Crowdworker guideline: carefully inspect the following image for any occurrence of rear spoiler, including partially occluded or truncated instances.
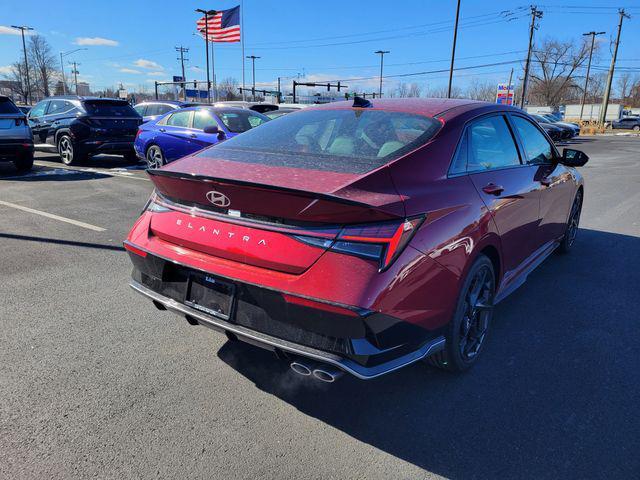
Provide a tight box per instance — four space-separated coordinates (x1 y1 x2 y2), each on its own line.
147 169 375 209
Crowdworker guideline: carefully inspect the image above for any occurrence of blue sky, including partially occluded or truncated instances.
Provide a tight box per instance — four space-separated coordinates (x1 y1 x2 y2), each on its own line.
1 1 639 96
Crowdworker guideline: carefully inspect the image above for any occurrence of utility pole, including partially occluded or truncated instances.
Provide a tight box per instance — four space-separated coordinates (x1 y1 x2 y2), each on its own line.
519 6 543 109
447 0 461 98
175 46 189 101
507 68 514 105
69 61 80 95
599 9 630 125
277 77 281 104
59 48 87 96
374 50 389 97
580 31 605 121
11 25 34 104
196 8 216 103
246 55 260 101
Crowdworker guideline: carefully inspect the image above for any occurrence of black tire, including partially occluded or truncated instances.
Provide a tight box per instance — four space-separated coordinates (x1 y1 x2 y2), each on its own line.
123 151 140 164
428 254 495 372
633 125 640 132
57 134 86 166
145 145 165 169
12 150 34 172
557 190 583 254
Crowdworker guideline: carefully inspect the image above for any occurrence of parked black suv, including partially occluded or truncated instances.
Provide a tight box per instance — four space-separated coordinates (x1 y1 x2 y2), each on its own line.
28 96 142 165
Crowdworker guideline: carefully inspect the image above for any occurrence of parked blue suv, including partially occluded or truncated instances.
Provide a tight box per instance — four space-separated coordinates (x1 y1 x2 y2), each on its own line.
134 106 269 168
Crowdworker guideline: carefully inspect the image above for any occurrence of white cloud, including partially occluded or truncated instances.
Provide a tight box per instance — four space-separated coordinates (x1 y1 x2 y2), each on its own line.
119 68 141 74
146 71 165 77
134 59 163 70
0 26 28 35
190 66 202 72
75 36 119 46
0 65 13 76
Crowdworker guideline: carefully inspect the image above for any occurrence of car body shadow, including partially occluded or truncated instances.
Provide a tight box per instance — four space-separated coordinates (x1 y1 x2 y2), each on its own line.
216 228 640 479
0 165 110 181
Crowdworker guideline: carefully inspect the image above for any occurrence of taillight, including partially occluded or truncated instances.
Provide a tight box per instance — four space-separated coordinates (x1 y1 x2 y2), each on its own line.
15 117 26 126
293 216 425 271
135 128 142 139
334 216 425 270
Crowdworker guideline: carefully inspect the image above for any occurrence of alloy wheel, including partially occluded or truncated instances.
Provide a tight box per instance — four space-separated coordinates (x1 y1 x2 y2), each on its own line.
566 193 582 247
459 265 494 360
146 146 164 169
59 137 73 165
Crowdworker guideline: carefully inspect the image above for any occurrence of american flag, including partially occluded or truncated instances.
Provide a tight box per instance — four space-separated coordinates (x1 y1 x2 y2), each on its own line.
196 6 241 43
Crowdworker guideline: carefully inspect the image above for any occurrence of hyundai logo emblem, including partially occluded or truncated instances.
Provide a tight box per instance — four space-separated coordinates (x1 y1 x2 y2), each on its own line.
205 190 230 207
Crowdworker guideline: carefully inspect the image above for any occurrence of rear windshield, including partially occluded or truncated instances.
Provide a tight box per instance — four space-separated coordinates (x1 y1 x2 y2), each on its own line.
0 98 20 114
82 101 139 117
197 109 441 173
217 109 269 133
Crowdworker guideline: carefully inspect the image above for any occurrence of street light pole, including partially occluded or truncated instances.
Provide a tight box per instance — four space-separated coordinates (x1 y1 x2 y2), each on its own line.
580 31 605 121
11 25 34 104
246 55 260 101
374 50 389 97
59 48 87 96
447 0 461 98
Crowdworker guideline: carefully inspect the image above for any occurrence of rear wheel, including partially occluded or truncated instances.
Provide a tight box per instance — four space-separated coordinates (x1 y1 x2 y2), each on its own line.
57 135 85 166
428 254 495 372
12 150 34 172
633 125 640 132
558 190 583 253
146 145 164 169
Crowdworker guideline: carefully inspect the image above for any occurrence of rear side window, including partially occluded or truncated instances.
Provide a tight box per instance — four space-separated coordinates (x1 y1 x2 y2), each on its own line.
512 116 555 165
449 130 468 175
165 110 192 127
134 104 146 116
198 109 441 174
468 116 520 172
47 100 73 115
146 104 174 116
28 101 48 118
83 101 138 117
0 97 20 114
193 109 218 130
217 110 269 133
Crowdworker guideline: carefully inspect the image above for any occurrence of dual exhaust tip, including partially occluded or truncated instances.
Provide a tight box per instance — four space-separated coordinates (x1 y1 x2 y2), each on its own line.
290 360 344 383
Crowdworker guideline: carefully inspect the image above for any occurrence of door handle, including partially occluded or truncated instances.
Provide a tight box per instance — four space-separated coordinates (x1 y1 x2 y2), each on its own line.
158 128 166 132
540 177 552 186
482 183 504 196
189 133 197 138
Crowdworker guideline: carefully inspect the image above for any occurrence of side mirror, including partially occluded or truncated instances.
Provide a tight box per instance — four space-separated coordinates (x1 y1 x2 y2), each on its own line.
203 125 219 134
561 148 589 167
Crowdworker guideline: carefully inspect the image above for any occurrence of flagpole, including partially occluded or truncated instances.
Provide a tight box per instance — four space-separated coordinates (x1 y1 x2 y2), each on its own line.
241 0 246 101
211 41 216 102
195 8 212 103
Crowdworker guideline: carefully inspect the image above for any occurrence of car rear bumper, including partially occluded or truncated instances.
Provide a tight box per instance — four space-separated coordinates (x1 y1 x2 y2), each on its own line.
130 279 445 379
126 245 446 379
79 139 135 155
0 139 33 160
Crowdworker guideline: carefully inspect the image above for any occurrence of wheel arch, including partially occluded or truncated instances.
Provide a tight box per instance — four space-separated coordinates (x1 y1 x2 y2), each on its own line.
54 128 71 145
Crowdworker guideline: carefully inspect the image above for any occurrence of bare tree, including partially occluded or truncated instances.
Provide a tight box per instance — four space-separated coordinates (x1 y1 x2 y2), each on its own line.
28 35 58 99
629 76 640 108
616 73 632 104
528 37 591 107
465 79 495 101
426 85 461 98
407 83 422 98
2 62 32 103
217 77 239 100
396 82 409 98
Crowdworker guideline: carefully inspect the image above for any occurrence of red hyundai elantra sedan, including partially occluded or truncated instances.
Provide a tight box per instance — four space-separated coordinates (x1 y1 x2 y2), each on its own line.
125 98 588 382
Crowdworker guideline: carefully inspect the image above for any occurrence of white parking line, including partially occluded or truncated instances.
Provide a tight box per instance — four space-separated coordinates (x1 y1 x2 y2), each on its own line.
32 161 151 181
0 200 106 232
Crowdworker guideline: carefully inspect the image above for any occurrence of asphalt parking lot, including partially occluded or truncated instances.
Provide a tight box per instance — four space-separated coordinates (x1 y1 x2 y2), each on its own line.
1 136 639 479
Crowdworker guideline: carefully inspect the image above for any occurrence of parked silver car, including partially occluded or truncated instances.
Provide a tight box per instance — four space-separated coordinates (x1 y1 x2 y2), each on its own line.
0 96 34 172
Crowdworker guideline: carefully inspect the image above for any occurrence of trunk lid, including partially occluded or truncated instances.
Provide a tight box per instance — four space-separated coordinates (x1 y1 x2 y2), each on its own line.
146 150 405 274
